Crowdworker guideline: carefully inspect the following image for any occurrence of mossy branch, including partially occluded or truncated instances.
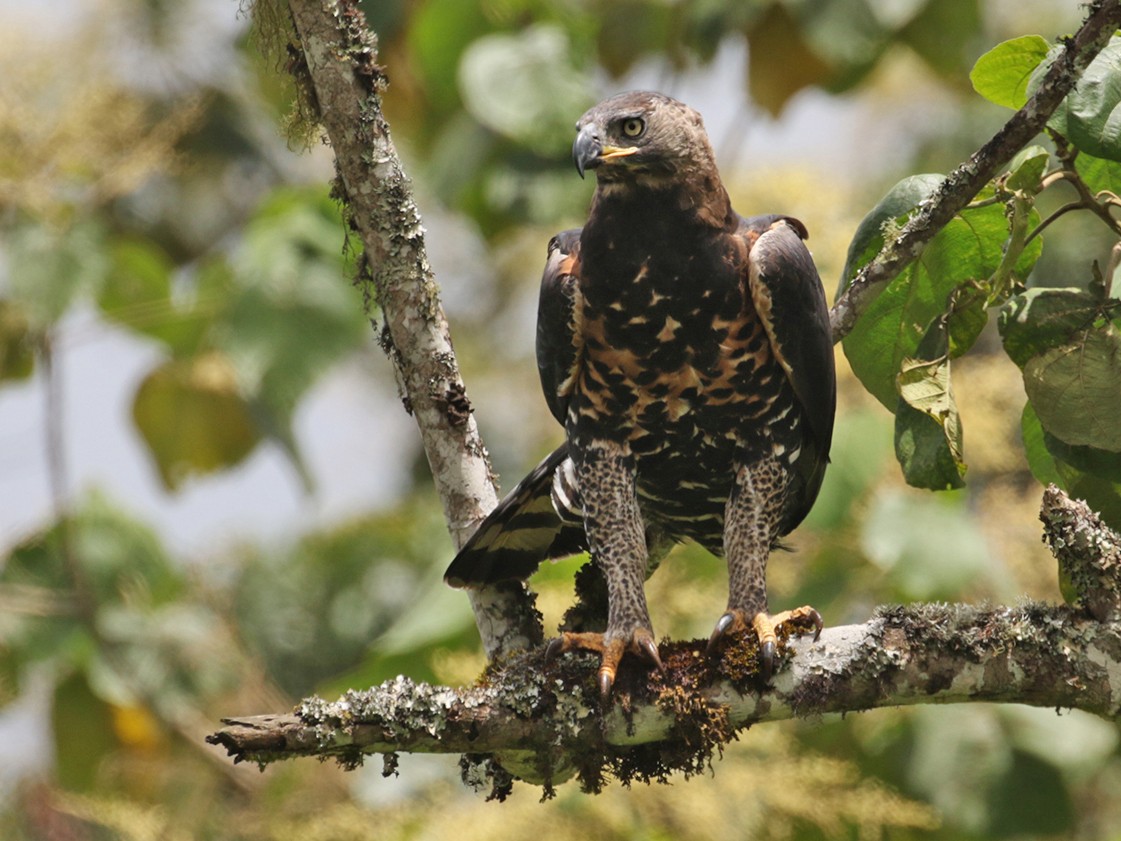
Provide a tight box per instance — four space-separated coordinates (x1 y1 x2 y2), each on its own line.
829 0 1121 342
278 0 541 658
208 597 1121 798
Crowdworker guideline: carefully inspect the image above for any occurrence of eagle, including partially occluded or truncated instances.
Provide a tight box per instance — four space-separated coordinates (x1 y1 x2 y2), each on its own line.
445 91 836 697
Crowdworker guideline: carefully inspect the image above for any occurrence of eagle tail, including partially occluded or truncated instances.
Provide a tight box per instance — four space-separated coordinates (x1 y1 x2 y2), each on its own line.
444 444 586 588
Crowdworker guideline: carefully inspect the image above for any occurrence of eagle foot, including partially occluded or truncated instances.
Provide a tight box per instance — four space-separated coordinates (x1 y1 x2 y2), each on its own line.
545 628 663 701
706 606 822 683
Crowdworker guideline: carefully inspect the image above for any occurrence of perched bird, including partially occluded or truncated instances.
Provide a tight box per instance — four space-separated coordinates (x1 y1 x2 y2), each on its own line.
446 91 836 697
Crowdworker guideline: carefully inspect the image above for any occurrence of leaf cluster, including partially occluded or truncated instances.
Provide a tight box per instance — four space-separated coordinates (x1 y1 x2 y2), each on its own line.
840 33 1121 526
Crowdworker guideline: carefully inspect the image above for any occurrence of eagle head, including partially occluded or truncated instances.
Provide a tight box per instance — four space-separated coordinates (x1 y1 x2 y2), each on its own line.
572 91 716 183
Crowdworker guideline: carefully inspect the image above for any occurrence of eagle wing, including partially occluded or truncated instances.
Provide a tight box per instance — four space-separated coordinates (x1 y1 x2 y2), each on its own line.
740 215 837 533
536 229 583 427
444 231 588 588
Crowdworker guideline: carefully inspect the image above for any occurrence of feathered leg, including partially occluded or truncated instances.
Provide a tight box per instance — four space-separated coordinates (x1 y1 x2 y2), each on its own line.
545 442 662 699
707 453 821 681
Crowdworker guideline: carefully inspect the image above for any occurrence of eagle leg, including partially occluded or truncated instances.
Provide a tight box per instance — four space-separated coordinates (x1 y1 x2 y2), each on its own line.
708 453 822 680
549 442 661 700
707 606 822 682
545 628 663 700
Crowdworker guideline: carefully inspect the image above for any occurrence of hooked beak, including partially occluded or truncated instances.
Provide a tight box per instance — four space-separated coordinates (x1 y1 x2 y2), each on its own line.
572 125 638 179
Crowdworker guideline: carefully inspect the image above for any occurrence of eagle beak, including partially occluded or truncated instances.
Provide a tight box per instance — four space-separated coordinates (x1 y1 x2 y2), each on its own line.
573 126 640 179
572 126 601 179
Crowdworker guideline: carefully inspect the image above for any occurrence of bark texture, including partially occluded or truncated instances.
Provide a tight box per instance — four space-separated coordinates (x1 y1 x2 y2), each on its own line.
209 598 1121 796
284 0 540 658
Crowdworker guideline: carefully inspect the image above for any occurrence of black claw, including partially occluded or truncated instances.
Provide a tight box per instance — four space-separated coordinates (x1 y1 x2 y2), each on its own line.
638 636 664 670
759 640 776 683
544 637 565 665
706 612 735 654
597 669 615 702
809 608 824 642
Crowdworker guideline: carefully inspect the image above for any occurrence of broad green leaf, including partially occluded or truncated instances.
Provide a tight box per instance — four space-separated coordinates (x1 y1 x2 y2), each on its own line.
1074 151 1121 195
898 0 981 79
98 238 208 354
1020 403 1064 487
843 184 1039 408
1023 323 1121 451
1005 144 1050 192
894 315 966 490
132 352 261 490
970 35 1050 109
458 25 594 155
0 299 34 381
998 287 1101 367
894 402 966 490
6 220 109 327
1041 425 1121 483
215 187 368 485
947 288 989 357
839 173 945 291
1022 403 1121 531
98 238 172 331
1064 37 1121 162
744 2 833 116
1031 36 1121 161
52 671 118 791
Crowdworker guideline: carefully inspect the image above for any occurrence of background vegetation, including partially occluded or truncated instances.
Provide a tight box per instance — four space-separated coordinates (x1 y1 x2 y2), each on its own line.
1 0 1119 838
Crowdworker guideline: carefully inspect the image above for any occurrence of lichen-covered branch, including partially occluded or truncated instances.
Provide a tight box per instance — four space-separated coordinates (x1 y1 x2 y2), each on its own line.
281 0 540 657
829 0 1121 342
1043 485 1121 622
208 601 1121 796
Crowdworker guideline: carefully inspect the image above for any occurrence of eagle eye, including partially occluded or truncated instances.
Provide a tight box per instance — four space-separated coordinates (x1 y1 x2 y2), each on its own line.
621 117 645 139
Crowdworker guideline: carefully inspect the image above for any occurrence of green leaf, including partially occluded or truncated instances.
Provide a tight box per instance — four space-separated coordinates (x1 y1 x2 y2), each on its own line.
1063 37 1121 162
998 287 1101 367
894 314 966 490
6 220 110 327
0 299 35 381
1005 144 1050 192
899 0 981 80
458 25 594 155
843 182 1039 408
52 671 118 791
98 238 208 354
132 352 261 490
1020 402 1064 488
1023 323 1121 452
1074 151 1121 195
970 35 1050 109
839 173 945 292
215 187 368 485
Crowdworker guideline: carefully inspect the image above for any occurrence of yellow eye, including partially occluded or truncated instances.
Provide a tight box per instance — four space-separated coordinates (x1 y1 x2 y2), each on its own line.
621 117 645 138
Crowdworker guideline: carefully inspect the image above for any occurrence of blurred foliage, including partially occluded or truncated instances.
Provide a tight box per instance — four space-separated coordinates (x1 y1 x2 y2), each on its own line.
2 0 1121 839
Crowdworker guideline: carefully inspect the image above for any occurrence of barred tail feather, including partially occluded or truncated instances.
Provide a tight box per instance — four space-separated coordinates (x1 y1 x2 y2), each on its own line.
444 445 586 588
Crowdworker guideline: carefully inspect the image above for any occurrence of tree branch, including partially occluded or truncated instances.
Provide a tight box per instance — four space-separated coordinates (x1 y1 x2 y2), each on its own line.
208 599 1121 795
282 0 541 658
829 0 1121 342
